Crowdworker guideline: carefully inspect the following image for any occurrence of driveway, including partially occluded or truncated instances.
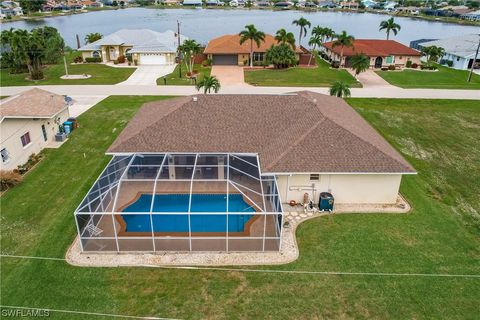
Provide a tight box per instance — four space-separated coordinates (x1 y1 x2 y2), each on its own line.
118 65 176 86
348 69 394 88
211 66 249 86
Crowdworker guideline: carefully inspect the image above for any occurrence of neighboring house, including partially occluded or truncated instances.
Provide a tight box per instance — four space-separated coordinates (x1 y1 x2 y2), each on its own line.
339 1 359 9
394 6 420 14
0 89 70 171
322 39 422 68
74 92 415 253
162 0 183 5
229 0 245 6
78 29 187 65
182 0 202 6
417 34 480 70
204 33 303 65
383 1 397 11
460 10 480 21
362 0 377 8
317 1 337 8
255 0 270 7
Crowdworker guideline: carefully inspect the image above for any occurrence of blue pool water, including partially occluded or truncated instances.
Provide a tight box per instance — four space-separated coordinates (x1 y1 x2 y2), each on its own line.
122 194 255 233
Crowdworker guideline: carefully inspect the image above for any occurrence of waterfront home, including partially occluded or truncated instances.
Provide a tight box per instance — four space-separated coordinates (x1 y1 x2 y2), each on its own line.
0 89 70 171
182 0 202 6
339 1 359 9
74 92 414 253
204 33 302 65
78 29 187 65
254 1 271 7
322 39 421 68
394 6 420 14
416 34 480 70
383 1 397 11
362 0 377 8
317 1 337 8
273 1 293 8
460 10 480 21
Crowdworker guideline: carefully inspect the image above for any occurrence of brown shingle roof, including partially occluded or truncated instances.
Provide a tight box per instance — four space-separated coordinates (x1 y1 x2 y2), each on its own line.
108 92 415 174
0 88 68 121
204 34 303 54
323 39 421 57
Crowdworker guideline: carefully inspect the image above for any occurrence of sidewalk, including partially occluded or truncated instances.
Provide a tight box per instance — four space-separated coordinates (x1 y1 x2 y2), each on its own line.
1 85 479 100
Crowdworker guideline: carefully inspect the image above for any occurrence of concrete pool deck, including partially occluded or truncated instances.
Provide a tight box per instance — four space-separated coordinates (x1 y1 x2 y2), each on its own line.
66 195 410 267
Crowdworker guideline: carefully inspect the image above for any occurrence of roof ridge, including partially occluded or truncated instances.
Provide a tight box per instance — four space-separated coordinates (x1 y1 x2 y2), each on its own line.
111 97 191 152
264 117 327 171
324 114 413 172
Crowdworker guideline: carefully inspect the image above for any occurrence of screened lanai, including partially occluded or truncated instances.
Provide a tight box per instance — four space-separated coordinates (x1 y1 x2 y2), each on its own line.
75 153 283 253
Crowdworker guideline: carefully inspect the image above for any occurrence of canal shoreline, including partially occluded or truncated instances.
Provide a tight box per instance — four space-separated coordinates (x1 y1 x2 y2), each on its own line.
1 5 478 27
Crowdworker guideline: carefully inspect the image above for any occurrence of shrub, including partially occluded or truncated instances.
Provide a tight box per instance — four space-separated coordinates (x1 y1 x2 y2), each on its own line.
330 61 340 68
117 55 126 63
0 170 22 191
388 65 396 71
406 60 412 68
381 67 389 71
446 60 453 67
73 56 83 63
411 63 418 69
85 57 102 63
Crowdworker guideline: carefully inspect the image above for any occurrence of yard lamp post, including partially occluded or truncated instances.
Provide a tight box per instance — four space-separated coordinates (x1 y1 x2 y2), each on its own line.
467 34 480 83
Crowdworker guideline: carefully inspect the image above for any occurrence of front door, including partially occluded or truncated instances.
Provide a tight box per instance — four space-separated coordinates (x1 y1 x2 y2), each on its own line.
109 47 117 60
374 57 383 68
41 124 47 141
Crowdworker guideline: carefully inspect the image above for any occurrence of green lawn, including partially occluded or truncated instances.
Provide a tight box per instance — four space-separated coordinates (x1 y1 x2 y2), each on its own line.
0 51 135 86
157 63 211 85
244 58 361 87
1 97 479 319
376 64 480 89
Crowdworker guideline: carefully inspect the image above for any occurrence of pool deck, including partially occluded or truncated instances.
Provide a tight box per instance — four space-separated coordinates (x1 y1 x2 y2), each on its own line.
68 195 410 267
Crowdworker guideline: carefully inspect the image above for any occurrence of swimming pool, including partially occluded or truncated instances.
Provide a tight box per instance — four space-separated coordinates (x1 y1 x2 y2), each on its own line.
121 194 255 233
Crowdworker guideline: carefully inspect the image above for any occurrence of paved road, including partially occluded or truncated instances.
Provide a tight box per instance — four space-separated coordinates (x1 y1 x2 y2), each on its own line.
117 65 176 86
1 85 479 99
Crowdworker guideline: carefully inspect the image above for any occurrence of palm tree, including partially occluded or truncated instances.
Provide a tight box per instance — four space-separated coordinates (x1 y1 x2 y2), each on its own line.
329 81 351 98
84 32 103 44
379 18 401 40
332 31 355 67
292 17 311 47
239 24 266 68
421 45 445 63
196 75 221 94
307 34 321 66
350 54 370 76
179 39 201 75
275 28 296 50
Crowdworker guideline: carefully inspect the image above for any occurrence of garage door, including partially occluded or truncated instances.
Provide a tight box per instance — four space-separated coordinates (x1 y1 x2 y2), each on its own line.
212 54 238 65
140 53 167 65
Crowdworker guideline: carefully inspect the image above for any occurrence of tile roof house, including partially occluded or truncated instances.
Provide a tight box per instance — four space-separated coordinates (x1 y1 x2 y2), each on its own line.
322 39 421 68
75 91 414 253
78 29 188 65
0 89 70 170
204 34 303 66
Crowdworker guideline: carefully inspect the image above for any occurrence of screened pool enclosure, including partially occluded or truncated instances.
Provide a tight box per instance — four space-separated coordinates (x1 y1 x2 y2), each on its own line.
75 153 284 252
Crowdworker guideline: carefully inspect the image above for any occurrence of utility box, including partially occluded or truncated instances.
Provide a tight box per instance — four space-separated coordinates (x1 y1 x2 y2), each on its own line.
319 192 334 211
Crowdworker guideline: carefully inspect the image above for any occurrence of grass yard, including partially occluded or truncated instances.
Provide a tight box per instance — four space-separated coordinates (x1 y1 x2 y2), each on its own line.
0 51 135 86
1 97 479 319
157 63 211 85
244 58 361 87
376 64 480 89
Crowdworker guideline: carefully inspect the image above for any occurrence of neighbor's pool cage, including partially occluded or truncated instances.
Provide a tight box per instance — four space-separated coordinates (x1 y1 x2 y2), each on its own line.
74 153 283 253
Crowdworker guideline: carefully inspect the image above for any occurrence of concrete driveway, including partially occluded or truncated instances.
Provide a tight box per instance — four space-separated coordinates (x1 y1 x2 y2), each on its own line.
211 66 249 86
348 69 395 88
118 65 176 86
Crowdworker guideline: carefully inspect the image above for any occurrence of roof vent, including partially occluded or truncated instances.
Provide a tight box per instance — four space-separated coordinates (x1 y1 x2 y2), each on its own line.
192 96 198 102
313 98 317 103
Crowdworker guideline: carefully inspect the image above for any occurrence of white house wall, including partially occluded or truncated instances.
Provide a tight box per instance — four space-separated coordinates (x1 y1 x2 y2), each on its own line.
276 174 402 204
0 109 70 171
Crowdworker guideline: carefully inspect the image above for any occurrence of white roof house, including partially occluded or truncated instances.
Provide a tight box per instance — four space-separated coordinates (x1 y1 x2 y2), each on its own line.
420 34 480 70
79 29 188 65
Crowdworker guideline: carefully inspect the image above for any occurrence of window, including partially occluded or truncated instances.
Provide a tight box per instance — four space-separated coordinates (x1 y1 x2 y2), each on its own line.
92 51 100 58
20 132 31 147
310 174 320 181
1 148 9 163
252 52 264 63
